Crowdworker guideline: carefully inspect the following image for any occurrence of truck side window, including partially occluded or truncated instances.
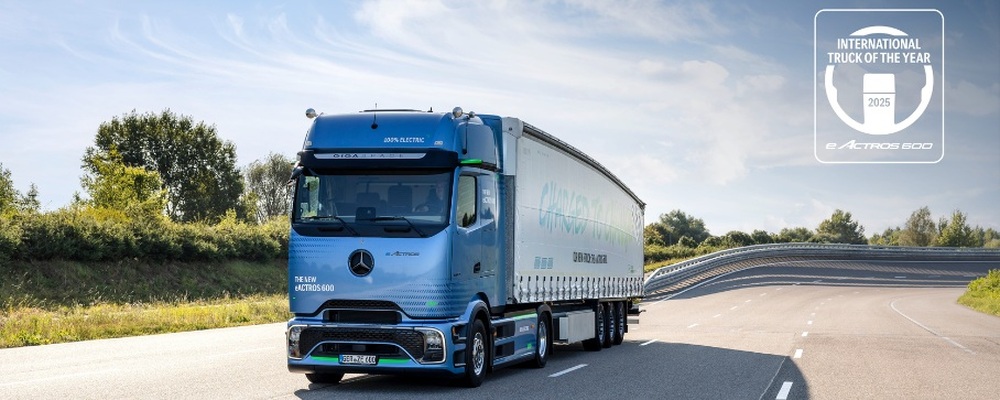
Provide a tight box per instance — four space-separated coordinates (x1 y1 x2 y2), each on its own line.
456 175 477 228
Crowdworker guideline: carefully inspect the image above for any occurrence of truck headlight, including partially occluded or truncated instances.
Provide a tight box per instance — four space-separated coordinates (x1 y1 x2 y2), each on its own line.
288 326 304 359
416 328 445 363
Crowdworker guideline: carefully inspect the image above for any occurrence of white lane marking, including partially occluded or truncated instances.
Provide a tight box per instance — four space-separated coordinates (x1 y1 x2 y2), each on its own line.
812 280 823 283
776 288 783 291
549 364 588 377
687 323 699 329
810 313 816 317
745 300 753 303
890 300 974 354
713 314 722 318
802 331 809 337
895 276 907 279
807 320 813 325
793 349 803 359
760 293 768 297
730 306 739 310
776 381 794 399
639 339 658 346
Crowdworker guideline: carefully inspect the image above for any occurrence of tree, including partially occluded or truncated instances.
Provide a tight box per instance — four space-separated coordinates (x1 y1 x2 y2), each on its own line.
243 153 294 223
0 163 17 214
722 231 754 247
750 229 774 245
677 236 698 248
776 227 813 243
936 210 977 247
644 225 665 246
83 109 244 223
647 210 711 246
813 209 866 244
80 147 166 218
869 227 901 246
0 164 39 215
899 206 936 246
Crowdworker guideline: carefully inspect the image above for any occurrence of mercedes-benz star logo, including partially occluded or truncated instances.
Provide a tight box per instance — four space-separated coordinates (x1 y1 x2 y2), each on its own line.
348 250 375 277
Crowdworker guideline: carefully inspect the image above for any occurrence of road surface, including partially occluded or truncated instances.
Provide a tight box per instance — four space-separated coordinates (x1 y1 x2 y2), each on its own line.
1 260 997 399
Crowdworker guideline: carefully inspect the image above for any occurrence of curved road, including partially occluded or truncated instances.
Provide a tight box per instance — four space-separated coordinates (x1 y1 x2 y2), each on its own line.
2 260 997 399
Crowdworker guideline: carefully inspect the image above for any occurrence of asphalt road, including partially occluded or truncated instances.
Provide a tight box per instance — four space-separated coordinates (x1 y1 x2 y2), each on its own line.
1 260 997 399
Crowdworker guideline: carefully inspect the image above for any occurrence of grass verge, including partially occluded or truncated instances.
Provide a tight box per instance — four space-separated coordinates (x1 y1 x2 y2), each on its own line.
958 269 1000 317
1 294 289 348
1 259 289 348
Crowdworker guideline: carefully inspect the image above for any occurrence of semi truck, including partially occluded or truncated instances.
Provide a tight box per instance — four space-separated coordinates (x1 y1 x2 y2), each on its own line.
286 107 644 387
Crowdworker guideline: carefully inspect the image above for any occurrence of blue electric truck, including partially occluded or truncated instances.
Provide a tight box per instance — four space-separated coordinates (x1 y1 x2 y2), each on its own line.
286 107 644 387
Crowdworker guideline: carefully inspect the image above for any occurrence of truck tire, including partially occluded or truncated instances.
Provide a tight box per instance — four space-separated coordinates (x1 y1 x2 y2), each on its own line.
582 303 606 351
530 313 551 368
601 302 614 348
305 372 344 384
462 319 488 387
612 302 625 345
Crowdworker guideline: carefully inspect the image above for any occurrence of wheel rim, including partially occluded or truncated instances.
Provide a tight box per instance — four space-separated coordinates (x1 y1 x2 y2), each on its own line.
538 320 548 358
472 331 485 375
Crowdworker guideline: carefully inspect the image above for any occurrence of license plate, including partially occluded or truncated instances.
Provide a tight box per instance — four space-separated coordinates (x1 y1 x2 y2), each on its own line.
340 354 378 365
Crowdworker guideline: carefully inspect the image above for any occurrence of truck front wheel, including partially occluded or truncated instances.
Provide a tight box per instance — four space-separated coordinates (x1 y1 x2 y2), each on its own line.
530 313 551 368
462 319 488 387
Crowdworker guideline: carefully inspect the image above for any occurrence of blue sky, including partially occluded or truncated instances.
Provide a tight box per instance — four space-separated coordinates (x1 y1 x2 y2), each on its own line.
1 0 997 235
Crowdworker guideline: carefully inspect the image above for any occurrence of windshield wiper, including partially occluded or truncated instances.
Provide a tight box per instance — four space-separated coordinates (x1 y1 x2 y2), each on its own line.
371 216 427 238
299 215 359 236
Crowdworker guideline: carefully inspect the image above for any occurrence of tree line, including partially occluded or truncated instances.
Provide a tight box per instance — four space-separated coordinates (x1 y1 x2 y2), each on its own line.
643 208 999 264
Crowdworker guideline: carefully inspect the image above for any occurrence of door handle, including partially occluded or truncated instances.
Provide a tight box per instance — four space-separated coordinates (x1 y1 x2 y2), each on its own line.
473 262 481 273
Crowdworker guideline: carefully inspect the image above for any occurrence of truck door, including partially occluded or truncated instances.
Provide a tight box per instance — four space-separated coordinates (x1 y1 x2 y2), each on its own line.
452 174 482 285
451 170 500 304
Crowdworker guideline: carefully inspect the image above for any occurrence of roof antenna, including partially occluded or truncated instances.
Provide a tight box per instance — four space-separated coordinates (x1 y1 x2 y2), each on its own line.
371 102 378 129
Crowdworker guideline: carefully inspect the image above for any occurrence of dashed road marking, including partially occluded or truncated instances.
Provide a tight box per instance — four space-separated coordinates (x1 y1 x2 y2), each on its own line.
639 339 658 346
802 331 809 337
713 314 722 318
549 364 588 377
687 323 699 329
776 381 794 399
807 320 813 325
793 349 803 359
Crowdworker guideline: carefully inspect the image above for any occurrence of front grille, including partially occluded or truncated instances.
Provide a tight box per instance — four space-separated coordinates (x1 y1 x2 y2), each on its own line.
300 327 424 359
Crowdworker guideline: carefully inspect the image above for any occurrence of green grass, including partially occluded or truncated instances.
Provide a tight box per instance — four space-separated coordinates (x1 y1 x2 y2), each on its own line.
0 259 289 348
1 294 289 347
958 269 1000 317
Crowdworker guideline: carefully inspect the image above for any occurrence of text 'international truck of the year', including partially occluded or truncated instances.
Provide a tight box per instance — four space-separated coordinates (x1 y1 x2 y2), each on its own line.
286 106 645 387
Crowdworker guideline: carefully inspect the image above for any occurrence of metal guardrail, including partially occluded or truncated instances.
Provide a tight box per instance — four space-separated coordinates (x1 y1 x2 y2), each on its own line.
643 243 1000 295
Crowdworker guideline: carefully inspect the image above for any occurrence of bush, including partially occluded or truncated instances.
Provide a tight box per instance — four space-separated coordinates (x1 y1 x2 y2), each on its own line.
12 206 290 262
0 215 22 261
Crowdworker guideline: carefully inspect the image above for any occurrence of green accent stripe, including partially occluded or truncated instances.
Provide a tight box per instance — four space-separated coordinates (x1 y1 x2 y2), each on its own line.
309 355 411 365
460 159 483 165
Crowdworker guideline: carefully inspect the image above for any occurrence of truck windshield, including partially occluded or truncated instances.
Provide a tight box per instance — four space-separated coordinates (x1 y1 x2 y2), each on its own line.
292 170 452 232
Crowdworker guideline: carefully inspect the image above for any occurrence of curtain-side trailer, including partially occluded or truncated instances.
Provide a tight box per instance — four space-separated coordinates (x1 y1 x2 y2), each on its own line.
286 107 644 387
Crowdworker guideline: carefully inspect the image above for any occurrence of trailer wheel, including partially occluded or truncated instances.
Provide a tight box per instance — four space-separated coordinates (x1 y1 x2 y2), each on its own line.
582 303 606 351
462 319 488 387
612 302 625 345
601 302 614 348
531 313 551 368
305 372 344 384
